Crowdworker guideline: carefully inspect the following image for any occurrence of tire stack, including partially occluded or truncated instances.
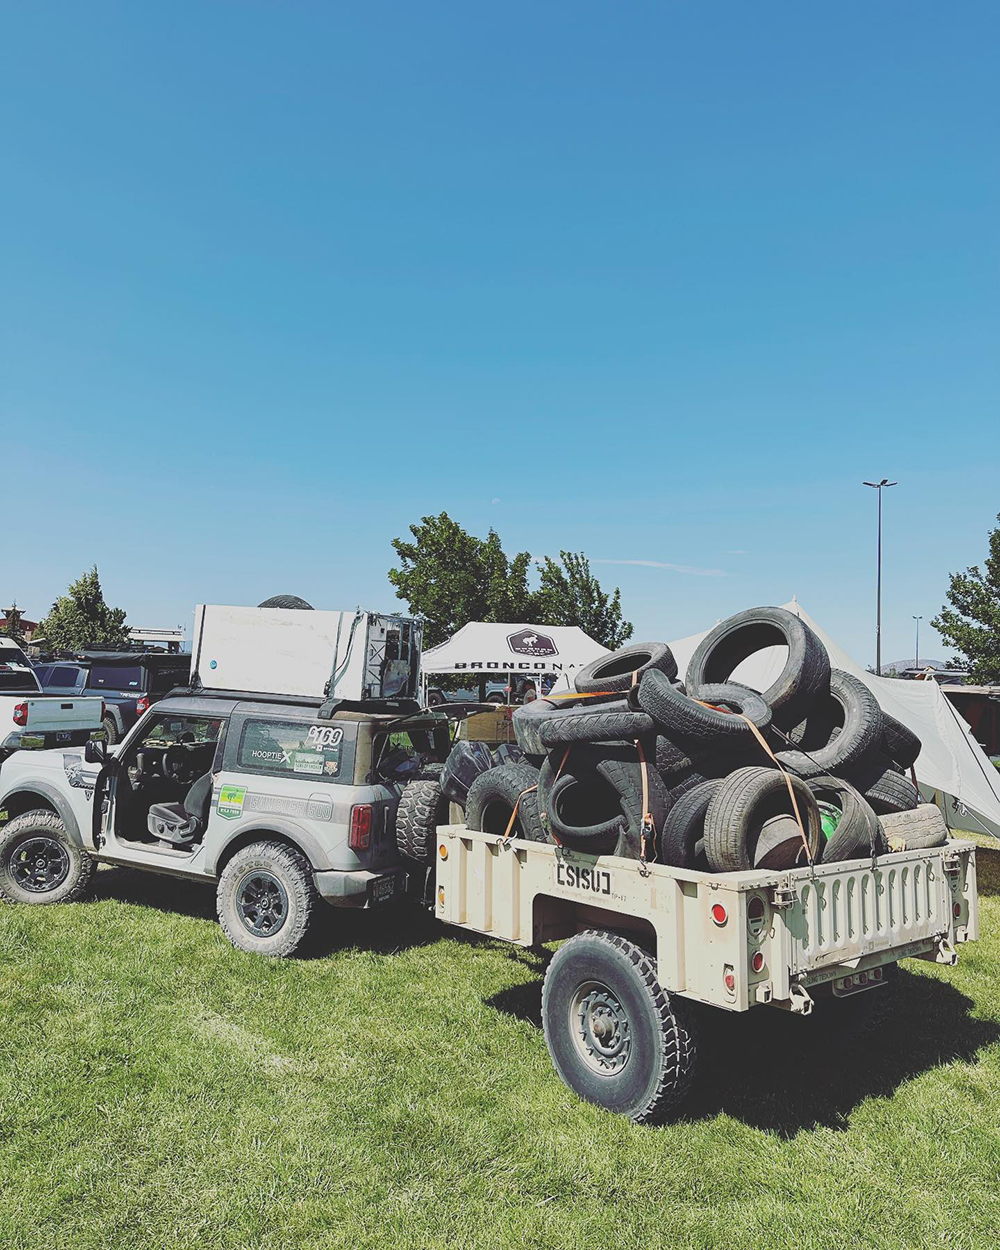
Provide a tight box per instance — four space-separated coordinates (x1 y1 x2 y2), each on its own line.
455 606 949 871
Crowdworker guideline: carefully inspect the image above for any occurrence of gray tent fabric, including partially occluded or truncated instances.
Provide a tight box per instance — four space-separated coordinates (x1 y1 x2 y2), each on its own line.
668 601 1000 839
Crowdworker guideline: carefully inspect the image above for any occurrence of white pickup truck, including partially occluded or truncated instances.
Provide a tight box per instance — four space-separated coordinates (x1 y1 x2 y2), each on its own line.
0 640 105 760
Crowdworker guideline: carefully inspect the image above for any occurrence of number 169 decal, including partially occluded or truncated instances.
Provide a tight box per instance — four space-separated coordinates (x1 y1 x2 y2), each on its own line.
307 725 343 748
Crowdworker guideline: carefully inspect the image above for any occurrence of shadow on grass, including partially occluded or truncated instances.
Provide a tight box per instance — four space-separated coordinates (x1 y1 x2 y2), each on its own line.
487 965 1000 1137
89 865 447 957
973 845 1000 896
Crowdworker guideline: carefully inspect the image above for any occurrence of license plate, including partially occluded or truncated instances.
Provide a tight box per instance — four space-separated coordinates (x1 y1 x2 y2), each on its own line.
56 732 72 743
371 874 400 904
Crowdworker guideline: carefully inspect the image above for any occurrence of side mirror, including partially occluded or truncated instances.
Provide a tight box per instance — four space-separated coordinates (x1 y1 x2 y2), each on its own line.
84 738 106 765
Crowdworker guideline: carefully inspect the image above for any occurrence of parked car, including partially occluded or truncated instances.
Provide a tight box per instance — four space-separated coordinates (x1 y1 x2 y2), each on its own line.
40 652 192 745
0 687 449 955
0 640 104 759
426 675 557 707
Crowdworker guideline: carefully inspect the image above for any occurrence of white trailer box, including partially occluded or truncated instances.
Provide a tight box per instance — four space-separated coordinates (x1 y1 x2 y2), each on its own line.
190 605 423 702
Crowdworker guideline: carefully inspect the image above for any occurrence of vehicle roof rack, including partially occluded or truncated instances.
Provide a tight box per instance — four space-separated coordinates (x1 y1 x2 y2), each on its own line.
165 685 422 716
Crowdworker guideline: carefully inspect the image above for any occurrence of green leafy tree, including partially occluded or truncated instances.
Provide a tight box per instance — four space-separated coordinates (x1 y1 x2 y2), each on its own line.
389 514 533 647
1 603 26 646
38 567 130 651
533 552 633 650
931 514 1000 684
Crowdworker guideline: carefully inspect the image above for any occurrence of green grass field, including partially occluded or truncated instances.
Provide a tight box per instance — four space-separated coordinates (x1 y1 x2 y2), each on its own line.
2 848 1000 1250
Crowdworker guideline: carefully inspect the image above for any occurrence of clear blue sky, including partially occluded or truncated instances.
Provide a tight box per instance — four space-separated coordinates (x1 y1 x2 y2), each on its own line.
4 2 997 667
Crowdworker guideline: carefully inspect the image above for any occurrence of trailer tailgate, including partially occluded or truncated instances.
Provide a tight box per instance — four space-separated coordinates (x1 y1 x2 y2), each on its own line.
777 841 978 977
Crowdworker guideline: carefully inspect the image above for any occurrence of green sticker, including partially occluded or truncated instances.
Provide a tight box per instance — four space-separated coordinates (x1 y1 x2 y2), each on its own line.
218 785 247 820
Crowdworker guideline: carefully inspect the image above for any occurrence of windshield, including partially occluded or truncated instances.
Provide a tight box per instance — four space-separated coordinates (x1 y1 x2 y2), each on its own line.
87 665 143 691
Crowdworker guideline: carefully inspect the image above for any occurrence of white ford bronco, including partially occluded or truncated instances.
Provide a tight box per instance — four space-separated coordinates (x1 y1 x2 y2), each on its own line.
0 686 452 954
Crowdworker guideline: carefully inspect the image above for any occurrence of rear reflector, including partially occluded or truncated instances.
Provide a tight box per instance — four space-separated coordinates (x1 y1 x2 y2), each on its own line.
723 968 736 992
349 804 372 851
751 951 764 973
711 903 728 926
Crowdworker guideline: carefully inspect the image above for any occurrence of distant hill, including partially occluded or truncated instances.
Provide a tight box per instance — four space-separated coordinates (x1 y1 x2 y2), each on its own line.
882 658 951 675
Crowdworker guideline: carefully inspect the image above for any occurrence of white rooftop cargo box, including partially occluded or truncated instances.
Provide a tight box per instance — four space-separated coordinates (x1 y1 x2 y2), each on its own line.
190 605 423 702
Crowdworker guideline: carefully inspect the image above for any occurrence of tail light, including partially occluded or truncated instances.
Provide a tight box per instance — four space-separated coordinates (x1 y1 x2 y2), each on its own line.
13 702 28 727
349 804 372 851
135 695 150 716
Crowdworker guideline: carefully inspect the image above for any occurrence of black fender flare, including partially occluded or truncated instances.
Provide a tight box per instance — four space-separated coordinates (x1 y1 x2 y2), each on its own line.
205 816 333 876
0 780 86 848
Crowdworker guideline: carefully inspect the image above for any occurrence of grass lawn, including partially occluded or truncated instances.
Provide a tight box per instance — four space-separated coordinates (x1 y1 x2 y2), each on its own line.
2 846 1000 1250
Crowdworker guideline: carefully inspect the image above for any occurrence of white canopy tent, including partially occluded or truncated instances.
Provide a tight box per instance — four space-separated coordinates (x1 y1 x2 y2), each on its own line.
667 601 1000 839
421 622 608 696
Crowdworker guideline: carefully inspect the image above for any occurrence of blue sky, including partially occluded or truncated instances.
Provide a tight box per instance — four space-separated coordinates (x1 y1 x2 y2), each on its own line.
3 2 997 666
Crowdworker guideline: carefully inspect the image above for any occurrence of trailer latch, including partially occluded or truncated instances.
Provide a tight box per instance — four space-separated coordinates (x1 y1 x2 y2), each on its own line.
771 881 796 909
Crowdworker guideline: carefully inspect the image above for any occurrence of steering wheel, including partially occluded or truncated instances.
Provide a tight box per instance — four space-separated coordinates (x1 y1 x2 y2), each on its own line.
162 744 191 785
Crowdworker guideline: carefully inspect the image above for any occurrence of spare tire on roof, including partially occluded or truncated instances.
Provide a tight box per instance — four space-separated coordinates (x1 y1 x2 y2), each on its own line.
685 606 830 730
574 642 678 695
775 670 884 778
258 595 314 609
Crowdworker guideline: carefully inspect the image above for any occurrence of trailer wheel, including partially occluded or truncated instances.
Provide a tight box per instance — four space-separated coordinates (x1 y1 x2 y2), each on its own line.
542 930 697 1122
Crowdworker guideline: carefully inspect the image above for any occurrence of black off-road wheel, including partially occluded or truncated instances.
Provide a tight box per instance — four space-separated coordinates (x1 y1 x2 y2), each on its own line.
542 930 697 1122
395 779 449 865
0 809 95 904
217 840 318 957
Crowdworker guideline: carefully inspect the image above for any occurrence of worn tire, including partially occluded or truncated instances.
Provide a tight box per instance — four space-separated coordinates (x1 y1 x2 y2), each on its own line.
217 840 318 957
882 713 921 769
635 670 768 745
686 606 830 730
0 809 94 904
395 778 449 864
539 700 655 747
776 670 884 777
806 775 882 863
850 757 921 815
659 779 722 870
574 642 678 695
542 930 697 1122
466 762 546 843
880 804 948 850
512 698 557 756
538 754 624 853
703 766 822 872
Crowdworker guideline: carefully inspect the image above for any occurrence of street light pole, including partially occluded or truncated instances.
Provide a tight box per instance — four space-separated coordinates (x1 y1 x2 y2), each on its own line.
913 615 922 670
863 479 897 676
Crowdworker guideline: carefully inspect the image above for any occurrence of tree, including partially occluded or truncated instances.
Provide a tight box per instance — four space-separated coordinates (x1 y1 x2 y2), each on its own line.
534 551 633 650
38 567 130 651
388 514 533 647
1 602 26 646
931 514 1000 684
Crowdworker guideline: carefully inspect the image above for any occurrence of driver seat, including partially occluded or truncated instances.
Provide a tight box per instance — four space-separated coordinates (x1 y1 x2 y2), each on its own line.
147 771 214 846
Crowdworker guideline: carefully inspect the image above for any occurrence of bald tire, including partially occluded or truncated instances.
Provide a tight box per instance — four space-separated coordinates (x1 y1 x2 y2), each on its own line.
542 930 697 1123
880 804 949 850
0 809 94 905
